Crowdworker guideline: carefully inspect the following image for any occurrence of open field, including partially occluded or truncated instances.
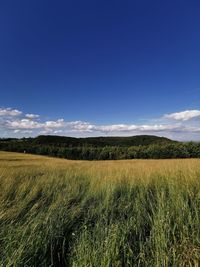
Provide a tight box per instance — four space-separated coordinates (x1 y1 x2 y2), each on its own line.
0 152 200 266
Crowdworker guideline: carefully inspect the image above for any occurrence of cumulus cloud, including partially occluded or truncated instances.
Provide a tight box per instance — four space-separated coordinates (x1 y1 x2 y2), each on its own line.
164 110 200 121
93 124 176 133
5 119 42 130
0 106 200 140
66 122 200 134
0 108 22 117
5 118 65 131
44 119 65 128
66 121 94 132
25 114 40 119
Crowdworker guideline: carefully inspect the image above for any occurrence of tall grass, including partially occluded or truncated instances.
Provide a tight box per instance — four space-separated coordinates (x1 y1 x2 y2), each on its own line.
0 152 200 266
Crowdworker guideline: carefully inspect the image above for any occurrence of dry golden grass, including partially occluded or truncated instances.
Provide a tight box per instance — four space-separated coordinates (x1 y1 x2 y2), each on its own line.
0 151 200 267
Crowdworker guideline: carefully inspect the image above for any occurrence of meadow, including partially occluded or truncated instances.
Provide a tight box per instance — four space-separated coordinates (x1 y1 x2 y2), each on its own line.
0 151 200 267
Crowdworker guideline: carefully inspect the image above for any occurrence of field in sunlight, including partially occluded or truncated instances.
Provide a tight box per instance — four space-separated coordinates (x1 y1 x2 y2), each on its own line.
0 152 200 267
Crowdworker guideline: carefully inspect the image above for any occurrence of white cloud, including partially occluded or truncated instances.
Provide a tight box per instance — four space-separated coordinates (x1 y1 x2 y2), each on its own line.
44 119 65 128
0 108 22 117
5 118 65 131
67 121 94 132
0 106 200 140
164 110 200 121
67 122 200 134
25 114 40 119
6 119 43 130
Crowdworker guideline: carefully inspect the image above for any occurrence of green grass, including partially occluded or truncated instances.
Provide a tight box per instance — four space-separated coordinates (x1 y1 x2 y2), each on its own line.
0 152 200 266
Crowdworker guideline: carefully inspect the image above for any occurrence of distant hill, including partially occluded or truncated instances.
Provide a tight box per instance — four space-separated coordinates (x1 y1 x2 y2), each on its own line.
33 134 174 147
1 135 200 160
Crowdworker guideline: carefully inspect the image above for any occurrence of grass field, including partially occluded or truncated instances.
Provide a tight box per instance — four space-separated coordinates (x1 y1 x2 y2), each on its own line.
0 152 200 267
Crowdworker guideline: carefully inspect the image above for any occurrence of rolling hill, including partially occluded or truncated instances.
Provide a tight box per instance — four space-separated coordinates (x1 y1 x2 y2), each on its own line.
32 134 174 147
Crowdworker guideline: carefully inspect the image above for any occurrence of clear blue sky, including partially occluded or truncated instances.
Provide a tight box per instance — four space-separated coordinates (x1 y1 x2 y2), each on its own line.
0 0 200 140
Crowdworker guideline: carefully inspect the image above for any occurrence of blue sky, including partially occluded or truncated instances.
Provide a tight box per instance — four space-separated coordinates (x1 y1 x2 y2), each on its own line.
0 0 200 140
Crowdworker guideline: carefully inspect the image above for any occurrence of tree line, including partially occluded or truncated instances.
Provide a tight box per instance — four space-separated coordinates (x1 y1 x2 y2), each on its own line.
0 139 199 159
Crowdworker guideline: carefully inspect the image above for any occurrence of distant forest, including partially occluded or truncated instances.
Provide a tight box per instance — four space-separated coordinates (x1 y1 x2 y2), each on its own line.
0 135 200 160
